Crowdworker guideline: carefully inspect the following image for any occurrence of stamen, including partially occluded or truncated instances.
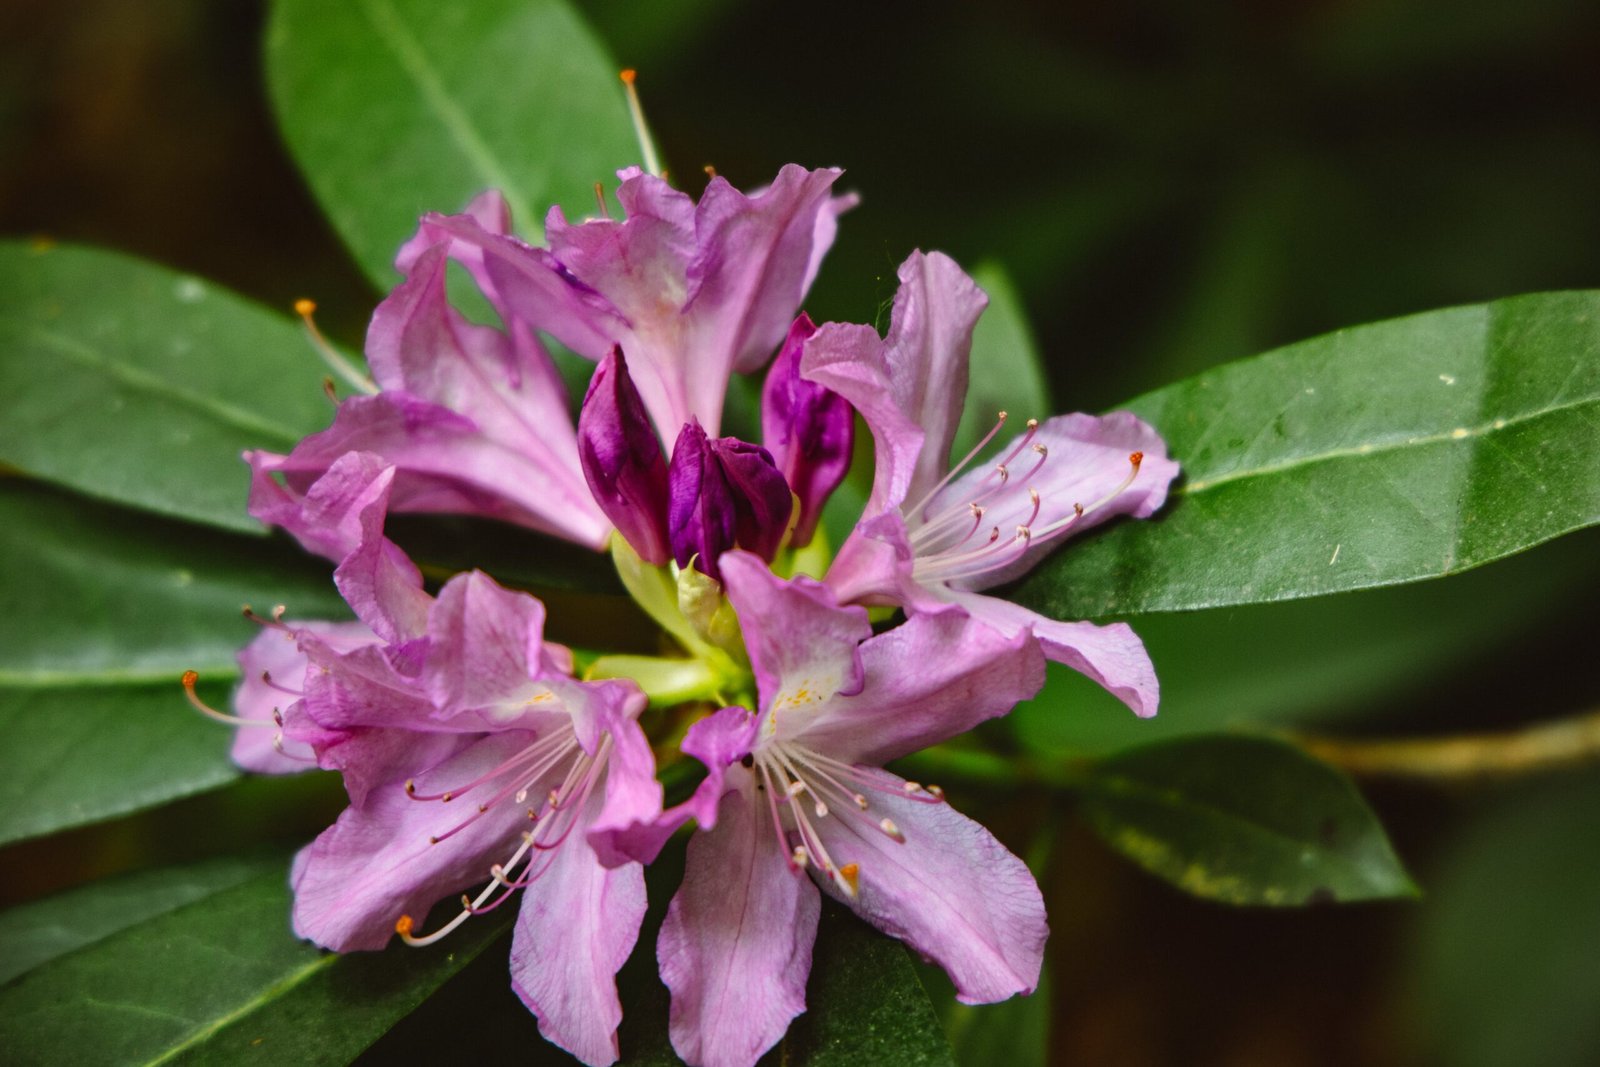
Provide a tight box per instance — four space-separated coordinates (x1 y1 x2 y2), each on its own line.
293 298 377 395
594 181 611 220
1031 451 1144 539
878 817 905 843
839 863 861 897
704 164 718 179
903 411 1009 520
260 670 304 698
241 604 290 631
619 70 663 178
181 670 265 727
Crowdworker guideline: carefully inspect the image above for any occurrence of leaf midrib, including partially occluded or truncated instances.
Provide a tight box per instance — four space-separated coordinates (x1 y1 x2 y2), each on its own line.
23 327 303 449
138 954 339 1067
1173 392 1596 496
355 0 537 229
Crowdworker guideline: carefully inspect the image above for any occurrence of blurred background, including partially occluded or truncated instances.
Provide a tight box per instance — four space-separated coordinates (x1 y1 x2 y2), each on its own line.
2 1 1598 1063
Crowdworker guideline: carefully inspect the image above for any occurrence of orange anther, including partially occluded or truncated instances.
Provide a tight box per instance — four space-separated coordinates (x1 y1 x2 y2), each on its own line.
293 298 317 318
619 68 637 85
1130 451 1144 466
395 915 414 936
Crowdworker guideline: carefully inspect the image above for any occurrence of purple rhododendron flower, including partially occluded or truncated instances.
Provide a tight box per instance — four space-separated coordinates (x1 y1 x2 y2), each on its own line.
804 251 1180 717
247 192 610 558
261 455 660 1066
616 552 1049 1067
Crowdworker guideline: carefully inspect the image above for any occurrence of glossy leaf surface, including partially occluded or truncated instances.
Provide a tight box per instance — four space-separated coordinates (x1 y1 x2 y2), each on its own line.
0 868 507 1065
1078 735 1417 906
268 0 637 289
1014 291 1600 616
0 243 332 533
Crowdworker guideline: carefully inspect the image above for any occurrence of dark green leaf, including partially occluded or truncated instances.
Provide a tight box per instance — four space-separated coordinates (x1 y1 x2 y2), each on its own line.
953 262 1052 459
765 903 955 1067
0 482 348 845
1408 773 1600 1067
939 964 1051 1067
0 678 239 847
0 868 508 1066
0 854 281 985
1014 291 1600 617
1009 528 1600 756
0 481 345 687
1078 735 1417 906
267 0 637 291
0 242 334 533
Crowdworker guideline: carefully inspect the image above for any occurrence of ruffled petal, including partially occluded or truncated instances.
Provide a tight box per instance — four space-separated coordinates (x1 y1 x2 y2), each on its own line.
420 570 548 718
793 607 1046 765
659 784 819 1067
290 731 537 951
599 705 757 866
815 785 1046 1005
718 551 869 714
803 251 985 516
510 792 647 1067
946 590 1160 718
927 411 1179 588
361 242 605 547
231 621 374 774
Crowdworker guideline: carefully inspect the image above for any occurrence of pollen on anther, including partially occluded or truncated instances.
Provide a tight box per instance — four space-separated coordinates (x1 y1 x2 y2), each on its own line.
293 298 317 318
1026 418 1039 430
395 915 414 936
405 779 416 794
839 862 861 896
791 846 810 868
441 792 453 803
903 781 922 793
853 793 869 810
879 817 905 842
1130 451 1144 467
619 68 637 86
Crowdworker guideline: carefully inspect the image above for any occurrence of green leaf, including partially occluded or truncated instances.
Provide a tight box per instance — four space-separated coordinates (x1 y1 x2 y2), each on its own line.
0 242 334 533
1408 773 1600 1067
1077 735 1417 906
1008 527 1600 756
953 261 1052 459
267 0 638 291
0 678 239 848
0 482 349 844
1013 291 1600 617
0 868 509 1066
0 481 346 688
766 903 956 1067
0 854 281 985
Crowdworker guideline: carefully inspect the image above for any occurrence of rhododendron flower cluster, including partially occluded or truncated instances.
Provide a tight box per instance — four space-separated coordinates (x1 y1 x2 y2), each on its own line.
220 160 1177 1067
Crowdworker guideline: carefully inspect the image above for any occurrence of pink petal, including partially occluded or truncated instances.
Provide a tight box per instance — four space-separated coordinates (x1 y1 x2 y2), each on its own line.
947 590 1161 718
815 785 1046 1005
718 551 869 714
231 621 374 774
510 795 647 1067
793 607 1046 766
290 731 538 951
929 411 1179 588
659 785 820 1067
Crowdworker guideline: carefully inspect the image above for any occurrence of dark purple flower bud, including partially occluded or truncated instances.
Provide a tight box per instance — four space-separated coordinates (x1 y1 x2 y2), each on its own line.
577 347 671 564
761 314 854 547
668 421 794 580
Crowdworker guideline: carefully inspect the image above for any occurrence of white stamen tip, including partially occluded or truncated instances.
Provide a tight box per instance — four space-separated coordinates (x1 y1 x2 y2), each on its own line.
879 817 905 842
